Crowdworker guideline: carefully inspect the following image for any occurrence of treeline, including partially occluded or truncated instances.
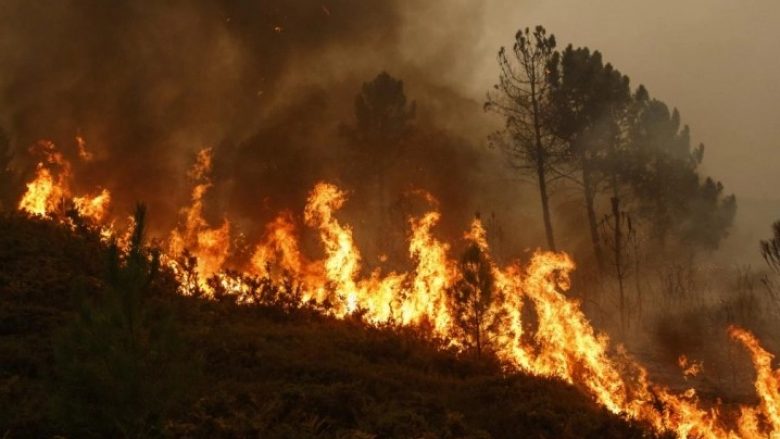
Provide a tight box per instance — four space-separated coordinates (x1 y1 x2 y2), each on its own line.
485 26 736 268
0 26 737 273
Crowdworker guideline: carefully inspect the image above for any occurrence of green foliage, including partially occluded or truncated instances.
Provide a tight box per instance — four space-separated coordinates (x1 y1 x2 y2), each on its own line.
50 205 195 437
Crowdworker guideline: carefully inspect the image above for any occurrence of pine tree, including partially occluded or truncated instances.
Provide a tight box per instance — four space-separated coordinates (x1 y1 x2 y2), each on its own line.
51 204 194 437
449 242 503 357
486 26 560 251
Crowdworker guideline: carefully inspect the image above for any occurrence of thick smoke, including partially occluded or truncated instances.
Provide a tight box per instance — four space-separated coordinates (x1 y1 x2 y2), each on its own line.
0 0 541 268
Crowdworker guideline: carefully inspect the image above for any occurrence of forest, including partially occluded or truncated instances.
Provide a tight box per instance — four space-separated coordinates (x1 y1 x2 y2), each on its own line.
0 1 778 438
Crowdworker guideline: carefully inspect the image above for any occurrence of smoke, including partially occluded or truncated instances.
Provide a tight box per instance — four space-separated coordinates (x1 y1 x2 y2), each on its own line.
0 0 546 269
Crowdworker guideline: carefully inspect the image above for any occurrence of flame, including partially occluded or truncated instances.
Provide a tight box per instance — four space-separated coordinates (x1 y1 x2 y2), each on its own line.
303 182 361 311
168 148 230 294
679 355 704 379
16 143 780 438
18 140 110 222
18 166 61 215
73 189 111 222
75 135 93 161
730 326 780 436
403 211 455 331
249 211 304 281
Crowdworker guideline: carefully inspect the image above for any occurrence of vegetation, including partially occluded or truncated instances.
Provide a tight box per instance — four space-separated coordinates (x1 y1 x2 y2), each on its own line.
761 221 780 272
51 206 193 436
488 26 736 271
449 242 504 357
0 213 659 438
486 26 560 251
340 71 417 264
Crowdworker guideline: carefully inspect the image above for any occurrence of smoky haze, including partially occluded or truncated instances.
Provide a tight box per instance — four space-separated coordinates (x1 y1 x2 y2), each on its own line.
472 1 780 262
404 0 780 262
0 0 775 264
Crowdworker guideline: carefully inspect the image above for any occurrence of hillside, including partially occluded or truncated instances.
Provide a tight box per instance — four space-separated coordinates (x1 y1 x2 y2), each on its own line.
0 213 659 438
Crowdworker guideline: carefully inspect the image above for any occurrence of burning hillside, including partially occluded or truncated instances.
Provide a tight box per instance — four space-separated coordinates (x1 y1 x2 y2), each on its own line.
1 2 778 438
9 142 780 438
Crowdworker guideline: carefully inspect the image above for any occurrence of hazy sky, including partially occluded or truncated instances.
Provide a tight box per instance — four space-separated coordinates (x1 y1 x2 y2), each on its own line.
405 0 780 201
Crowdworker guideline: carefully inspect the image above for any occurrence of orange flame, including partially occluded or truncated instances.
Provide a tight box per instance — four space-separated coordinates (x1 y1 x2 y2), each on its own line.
679 355 704 379
18 140 110 222
73 189 111 222
730 326 780 436
16 142 780 437
18 165 62 215
168 148 230 294
249 211 304 281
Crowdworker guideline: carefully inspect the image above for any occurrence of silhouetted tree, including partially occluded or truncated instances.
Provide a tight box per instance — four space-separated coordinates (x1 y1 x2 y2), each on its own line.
543 42 735 261
449 242 504 357
626 92 736 251
599 197 636 331
350 71 416 148
486 26 560 251
761 221 780 272
342 72 416 261
52 205 194 437
546 45 632 269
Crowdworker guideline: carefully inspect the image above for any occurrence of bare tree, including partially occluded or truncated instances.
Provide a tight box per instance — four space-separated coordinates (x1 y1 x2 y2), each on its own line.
600 196 637 332
486 26 559 251
761 221 780 273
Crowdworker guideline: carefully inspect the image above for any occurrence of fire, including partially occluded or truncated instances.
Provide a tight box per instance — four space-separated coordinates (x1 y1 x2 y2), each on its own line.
73 189 111 222
75 135 93 161
249 211 305 281
16 145 780 438
168 148 230 294
18 165 61 216
404 211 455 332
679 355 704 379
730 326 780 436
18 140 110 222
303 182 361 312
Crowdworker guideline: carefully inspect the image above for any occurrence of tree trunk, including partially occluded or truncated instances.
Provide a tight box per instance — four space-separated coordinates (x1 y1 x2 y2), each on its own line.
530 76 556 252
611 196 625 332
537 163 556 251
375 169 387 262
634 248 643 323
474 307 482 358
583 166 604 271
